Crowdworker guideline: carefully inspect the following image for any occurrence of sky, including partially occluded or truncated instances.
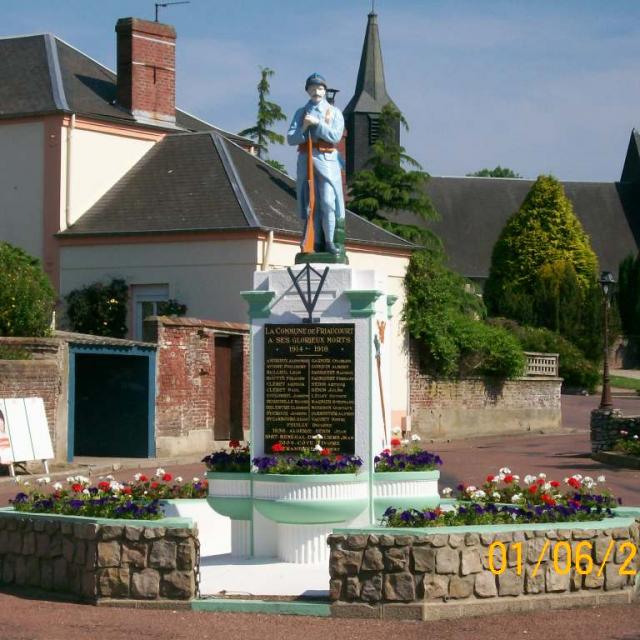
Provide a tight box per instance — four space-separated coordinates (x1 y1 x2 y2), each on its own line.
3 0 640 181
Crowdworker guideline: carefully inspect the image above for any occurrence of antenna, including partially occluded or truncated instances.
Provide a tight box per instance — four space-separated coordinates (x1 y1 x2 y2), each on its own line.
371 0 375 13
155 1 190 22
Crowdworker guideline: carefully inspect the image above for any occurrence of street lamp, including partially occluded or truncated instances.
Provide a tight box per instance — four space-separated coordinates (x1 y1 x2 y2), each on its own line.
599 271 616 410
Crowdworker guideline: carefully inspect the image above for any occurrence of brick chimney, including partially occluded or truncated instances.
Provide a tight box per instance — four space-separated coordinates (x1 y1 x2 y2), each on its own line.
115 17 176 125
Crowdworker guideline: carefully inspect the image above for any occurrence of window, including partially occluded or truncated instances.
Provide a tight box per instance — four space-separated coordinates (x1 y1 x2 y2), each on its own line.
132 284 169 341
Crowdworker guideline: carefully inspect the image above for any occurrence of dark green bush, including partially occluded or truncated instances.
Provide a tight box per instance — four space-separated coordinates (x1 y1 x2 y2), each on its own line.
490 318 600 391
65 279 128 338
0 242 56 337
0 345 31 360
404 251 525 379
617 253 640 336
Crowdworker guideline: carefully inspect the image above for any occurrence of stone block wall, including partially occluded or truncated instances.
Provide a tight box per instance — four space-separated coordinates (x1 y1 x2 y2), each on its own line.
409 339 562 439
0 515 198 601
591 408 640 453
149 316 250 456
328 522 640 617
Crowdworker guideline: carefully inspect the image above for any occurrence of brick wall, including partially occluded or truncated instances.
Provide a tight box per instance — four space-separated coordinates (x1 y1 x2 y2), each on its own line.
408 339 562 439
150 317 249 456
590 409 640 453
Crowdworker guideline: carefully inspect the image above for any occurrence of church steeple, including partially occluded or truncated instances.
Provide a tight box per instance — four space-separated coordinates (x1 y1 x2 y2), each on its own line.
344 11 398 181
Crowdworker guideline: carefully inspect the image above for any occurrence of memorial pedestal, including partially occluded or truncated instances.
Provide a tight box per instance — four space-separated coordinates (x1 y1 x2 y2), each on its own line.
373 470 440 520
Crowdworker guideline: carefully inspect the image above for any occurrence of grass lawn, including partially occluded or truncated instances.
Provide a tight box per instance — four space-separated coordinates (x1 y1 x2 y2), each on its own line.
610 375 640 391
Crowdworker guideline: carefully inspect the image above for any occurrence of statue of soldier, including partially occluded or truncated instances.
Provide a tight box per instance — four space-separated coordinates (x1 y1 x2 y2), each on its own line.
287 73 345 256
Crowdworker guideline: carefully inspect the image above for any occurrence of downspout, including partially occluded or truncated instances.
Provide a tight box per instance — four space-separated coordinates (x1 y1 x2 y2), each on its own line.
65 113 75 229
261 230 274 271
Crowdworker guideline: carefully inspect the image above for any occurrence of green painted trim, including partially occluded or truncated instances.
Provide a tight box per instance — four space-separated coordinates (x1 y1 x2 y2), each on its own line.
344 290 384 318
252 473 365 484
0 506 194 529
295 252 348 265
205 472 253 480
192 598 331 617
253 497 368 525
206 496 253 520
333 506 640 536
240 290 276 319
373 496 440 521
160 499 206 505
373 470 440 481
386 294 398 319
368 317 374 525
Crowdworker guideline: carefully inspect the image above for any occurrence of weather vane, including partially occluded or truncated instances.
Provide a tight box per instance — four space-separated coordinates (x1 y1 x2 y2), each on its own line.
154 1 190 22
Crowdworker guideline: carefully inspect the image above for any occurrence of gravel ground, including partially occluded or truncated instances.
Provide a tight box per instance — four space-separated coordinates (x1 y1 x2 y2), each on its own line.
0 393 638 638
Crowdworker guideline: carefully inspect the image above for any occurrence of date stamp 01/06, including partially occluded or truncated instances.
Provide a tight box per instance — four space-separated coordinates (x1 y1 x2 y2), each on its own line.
488 540 638 577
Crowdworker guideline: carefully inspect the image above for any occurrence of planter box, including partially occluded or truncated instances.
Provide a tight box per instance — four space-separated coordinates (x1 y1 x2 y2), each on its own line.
592 451 640 470
373 470 440 520
205 472 252 557
252 474 368 564
0 508 198 602
161 499 230 557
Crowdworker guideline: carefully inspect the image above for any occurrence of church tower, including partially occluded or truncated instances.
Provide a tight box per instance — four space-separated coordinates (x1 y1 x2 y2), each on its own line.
343 11 398 182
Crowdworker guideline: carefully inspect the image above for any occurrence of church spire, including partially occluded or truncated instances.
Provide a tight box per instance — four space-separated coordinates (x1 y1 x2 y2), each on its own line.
344 11 395 116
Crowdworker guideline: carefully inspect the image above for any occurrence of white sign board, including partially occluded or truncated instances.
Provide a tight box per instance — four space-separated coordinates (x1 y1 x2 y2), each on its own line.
0 398 53 475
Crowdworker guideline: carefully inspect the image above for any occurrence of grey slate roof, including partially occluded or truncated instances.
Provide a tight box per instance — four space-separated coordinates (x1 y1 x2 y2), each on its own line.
63 131 414 250
0 34 251 145
343 12 396 116
386 175 640 278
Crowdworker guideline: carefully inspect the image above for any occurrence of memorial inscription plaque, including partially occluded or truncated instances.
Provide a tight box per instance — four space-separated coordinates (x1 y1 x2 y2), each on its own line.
264 323 355 454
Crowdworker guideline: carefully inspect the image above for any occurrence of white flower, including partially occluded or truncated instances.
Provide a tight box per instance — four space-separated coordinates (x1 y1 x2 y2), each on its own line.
574 474 583 481
66 477 74 483
524 475 536 486
512 475 520 482
105 474 115 481
411 434 421 442
465 485 477 494
511 494 522 503
543 482 551 491
401 439 409 445
36 477 49 485
82 489 90 496
134 473 143 482
193 477 200 482
14 477 22 484
597 475 606 483
175 476 183 483
634 435 639 440
23 481 30 486
391 427 402 435
563 477 569 484
492 492 501 499
499 467 511 475
311 433 323 441
441 487 453 496
53 482 63 491
143 490 148 496
156 468 165 477
472 490 486 500
538 472 547 479
314 443 323 452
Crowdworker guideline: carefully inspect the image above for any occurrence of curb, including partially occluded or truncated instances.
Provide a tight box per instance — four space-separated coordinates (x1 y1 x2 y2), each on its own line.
592 451 640 470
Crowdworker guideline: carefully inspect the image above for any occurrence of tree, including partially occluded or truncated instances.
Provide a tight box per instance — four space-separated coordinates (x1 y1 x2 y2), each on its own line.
0 242 56 337
617 253 640 336
484 175 601 358
467 166 522 178
238 67 287 161
264 158 288 175
348 104 438 247
66 279 128 338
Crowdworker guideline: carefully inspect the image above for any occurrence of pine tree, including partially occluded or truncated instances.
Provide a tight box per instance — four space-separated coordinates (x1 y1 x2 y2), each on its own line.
239 67 287 160
348 104 437 247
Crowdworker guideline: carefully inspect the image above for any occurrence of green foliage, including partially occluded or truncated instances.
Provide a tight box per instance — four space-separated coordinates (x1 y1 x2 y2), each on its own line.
156 299 187 317
265 158 288 175
65 279 128 338
0 345 31 360
404 251 525 379
490 318 600 391
467 166 522 178
617 253 640 336
238 66 287 160
0 242 55 337
348 104 437 235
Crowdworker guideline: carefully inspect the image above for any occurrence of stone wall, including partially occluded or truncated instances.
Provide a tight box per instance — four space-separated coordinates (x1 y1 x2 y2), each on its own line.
328 522 640 619
149 317 250 456
591 408 640 453
409 340 562 439
0 514 198 601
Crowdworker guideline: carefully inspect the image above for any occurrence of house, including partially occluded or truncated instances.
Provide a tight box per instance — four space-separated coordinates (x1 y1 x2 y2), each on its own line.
345 12 640 286
0 17 414 459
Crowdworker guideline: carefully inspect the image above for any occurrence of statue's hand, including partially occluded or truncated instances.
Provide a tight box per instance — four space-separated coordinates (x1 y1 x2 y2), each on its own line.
303 114 320 130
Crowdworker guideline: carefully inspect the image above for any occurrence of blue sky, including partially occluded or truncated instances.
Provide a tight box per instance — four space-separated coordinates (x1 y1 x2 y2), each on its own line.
3 0 640 180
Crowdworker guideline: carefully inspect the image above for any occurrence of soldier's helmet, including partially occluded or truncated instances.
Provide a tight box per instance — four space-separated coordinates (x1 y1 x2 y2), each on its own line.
305 73 327 90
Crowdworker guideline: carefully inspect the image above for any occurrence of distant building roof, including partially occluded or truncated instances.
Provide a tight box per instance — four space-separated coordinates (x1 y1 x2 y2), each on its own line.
387 174 640 278
61 131 414 251
0 34 252 146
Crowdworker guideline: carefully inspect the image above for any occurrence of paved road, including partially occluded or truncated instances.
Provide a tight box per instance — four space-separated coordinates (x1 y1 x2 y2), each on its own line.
0 392 638 639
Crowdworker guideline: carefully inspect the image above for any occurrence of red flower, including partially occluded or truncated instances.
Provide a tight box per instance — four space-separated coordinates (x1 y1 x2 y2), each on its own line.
229 439 241 449
122 486 132 495
320 448 331 456
271 442 284 453
390 437 402 447
486 475 495 483
335 454 344 461
71 483 82 493
528 485 538 494
98 481 110 491
162 473 172 482
541 494 556 506
503 474 514 484
138 475 148 483
536 478 545 486
150 481 159 489
550 480 560 488
567 477 581 490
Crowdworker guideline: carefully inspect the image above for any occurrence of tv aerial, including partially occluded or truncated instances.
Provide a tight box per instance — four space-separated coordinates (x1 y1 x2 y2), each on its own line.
154 1 190 22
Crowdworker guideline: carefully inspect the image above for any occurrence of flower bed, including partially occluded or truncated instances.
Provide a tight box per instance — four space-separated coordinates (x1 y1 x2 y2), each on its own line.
374 433 442 472
615 428 640 457
202 440 251 472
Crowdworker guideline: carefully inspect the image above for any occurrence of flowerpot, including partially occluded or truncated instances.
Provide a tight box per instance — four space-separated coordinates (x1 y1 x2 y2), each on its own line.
253 473 368 564
160 498 230 557
373 470 440 520
205 472 252 557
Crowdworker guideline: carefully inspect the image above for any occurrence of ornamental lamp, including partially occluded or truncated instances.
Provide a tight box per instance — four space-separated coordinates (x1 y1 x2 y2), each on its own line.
599 271 616 300
326 88 339 105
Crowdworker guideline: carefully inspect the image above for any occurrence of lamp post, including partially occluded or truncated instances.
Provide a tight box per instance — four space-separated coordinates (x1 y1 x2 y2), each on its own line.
599 271 616 410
